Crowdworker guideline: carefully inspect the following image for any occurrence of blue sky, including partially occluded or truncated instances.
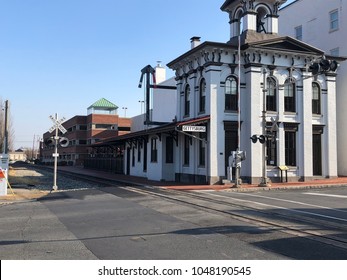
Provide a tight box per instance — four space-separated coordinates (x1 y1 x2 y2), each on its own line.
0 0 294 150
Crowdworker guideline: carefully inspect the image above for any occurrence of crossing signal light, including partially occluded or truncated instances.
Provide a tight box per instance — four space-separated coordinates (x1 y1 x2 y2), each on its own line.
45 137 54 147
259 135 266 144
330 60 339 71
250 135 266 144
59 137 69 147
250 135 258 143
309 63 320 75
320 59 331 71
310 59 339 75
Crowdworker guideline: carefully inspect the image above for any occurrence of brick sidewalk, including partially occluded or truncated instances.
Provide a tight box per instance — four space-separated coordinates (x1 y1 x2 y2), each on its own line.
59 166 347 191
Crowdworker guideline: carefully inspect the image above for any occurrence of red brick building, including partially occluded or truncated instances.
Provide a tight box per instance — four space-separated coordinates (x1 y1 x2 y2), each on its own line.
41 98 131 166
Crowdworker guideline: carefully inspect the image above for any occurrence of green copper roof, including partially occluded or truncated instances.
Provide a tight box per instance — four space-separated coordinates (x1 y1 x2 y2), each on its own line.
88 98 118 109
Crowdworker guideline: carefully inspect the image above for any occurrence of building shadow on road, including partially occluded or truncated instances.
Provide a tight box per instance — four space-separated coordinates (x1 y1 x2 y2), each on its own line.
1 224 347 259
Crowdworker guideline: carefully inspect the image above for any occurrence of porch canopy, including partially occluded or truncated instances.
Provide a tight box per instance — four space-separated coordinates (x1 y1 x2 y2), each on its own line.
90 115 211 148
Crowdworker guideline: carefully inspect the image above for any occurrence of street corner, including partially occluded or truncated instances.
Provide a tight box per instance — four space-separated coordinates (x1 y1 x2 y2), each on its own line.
0 188 49 203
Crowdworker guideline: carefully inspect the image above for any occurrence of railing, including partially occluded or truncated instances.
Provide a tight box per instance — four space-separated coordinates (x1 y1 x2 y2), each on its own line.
84 157 124 174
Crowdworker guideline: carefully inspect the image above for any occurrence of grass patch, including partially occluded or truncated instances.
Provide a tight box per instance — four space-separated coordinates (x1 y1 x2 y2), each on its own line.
8 168 47 186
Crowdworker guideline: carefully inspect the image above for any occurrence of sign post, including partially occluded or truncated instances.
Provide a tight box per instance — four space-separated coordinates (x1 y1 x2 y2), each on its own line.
0 100 9 196
49 114 67 191
0 155 9 196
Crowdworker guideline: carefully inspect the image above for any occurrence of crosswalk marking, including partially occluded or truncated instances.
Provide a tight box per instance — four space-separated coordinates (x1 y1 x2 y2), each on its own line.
304 192 347 199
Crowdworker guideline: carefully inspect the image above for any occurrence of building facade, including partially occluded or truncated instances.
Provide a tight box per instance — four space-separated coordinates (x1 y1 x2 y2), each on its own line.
9 149 27 162
93 0 342 184
279 0 347 175
41 98 131 166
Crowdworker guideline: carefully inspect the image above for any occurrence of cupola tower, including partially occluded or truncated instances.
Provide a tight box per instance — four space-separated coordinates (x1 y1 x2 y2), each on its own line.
221 0 287 42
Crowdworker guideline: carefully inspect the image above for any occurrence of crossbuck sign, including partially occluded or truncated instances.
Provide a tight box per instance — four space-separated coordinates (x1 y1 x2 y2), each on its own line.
49 114 67 134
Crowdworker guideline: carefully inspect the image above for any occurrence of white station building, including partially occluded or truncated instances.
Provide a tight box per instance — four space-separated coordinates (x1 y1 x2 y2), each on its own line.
94 0 344 185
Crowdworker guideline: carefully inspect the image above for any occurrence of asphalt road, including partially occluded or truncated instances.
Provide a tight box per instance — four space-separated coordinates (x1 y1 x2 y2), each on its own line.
1 185 347 260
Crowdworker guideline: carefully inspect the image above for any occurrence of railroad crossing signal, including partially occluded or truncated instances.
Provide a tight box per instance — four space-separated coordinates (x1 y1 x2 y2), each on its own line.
49 115 67 134
48 113 67 191
250 134 266 144
309 58 339 75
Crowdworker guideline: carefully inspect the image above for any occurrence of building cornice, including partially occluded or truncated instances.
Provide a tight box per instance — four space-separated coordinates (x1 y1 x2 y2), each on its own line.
167 41 237 70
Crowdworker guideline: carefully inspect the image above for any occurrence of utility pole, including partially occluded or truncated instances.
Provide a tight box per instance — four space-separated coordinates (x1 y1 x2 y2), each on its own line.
3 100 9 154
32 135 36 159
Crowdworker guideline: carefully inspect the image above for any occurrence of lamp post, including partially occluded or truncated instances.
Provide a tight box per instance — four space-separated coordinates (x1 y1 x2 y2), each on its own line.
122 107 128 117
138 100 144 114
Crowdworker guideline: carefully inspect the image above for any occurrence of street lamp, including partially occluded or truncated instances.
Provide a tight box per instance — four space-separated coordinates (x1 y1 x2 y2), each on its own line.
122 107 128 117
138 100 144 114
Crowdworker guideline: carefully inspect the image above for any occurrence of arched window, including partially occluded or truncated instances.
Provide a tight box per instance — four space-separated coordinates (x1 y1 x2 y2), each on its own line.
225 76 238 111
312 82 321 114
235 9 244 35
199 79 206 113
266 77 277 111
256 7 269 33
184 84 190 116
284 79 296 112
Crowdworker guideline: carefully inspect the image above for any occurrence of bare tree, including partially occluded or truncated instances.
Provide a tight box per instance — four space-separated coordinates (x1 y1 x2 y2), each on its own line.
0 98 4 152
8 103 15 152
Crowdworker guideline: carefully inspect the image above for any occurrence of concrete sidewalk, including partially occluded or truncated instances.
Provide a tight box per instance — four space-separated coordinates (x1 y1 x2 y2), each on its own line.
2 165 347 204
0 188 50 203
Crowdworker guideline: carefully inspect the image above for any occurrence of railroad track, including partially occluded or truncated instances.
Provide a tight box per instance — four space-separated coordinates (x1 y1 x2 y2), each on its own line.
114 184 347 251
32 165 347 252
